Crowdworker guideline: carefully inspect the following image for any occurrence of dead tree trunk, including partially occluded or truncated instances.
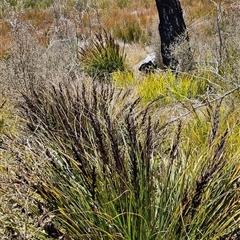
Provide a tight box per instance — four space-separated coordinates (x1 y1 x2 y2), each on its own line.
155 0 190 70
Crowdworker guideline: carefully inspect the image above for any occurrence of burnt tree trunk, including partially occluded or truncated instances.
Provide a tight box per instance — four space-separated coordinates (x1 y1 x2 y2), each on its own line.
155 0 190 70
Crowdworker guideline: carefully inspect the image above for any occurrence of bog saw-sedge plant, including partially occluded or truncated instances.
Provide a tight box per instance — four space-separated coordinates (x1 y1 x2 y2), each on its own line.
19 78 240 240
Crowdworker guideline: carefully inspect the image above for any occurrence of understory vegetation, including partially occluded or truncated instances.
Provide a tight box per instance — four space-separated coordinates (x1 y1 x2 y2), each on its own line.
0 0 240 239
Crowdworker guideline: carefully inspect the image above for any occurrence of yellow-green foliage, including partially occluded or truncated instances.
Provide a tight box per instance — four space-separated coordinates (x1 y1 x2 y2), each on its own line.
138 72 175 104
78 31 126 80
112 70 136 87
170 74 208 100
181 100 240 171
183 117 211 148
113 70 208 104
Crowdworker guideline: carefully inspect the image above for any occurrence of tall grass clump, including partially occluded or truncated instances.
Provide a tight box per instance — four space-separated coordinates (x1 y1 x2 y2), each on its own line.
19 78 240 239
78 30 126 80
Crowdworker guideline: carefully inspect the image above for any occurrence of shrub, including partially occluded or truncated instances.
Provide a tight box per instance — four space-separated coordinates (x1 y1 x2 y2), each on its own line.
0 18 77 96
78 30 126 80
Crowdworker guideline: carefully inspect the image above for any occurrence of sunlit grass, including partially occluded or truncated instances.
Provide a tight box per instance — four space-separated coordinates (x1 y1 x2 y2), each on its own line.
78 30 126 80
19 80 240 239
0 0 240 238
112 70 208 105
112 70 136 87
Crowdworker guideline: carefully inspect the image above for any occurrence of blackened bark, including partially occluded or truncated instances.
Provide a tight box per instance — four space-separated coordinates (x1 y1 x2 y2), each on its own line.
155 0 189 69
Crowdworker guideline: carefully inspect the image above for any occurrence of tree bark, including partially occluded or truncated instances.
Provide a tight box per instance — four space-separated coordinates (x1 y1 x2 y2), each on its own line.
155 0 189 69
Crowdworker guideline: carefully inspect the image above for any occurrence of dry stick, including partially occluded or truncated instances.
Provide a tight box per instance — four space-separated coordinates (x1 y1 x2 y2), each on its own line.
210 0 224 66
167 85 240 124
0 100 7 108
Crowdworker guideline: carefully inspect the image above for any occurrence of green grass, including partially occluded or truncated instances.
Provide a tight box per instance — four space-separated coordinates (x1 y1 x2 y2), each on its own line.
18 80 240 240
0 0 240 239
112 70 208 105
78 31 126 80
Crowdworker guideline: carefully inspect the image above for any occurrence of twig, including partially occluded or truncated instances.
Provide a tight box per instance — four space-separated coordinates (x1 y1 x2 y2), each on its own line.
0 100 7 108
167 85 240 124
